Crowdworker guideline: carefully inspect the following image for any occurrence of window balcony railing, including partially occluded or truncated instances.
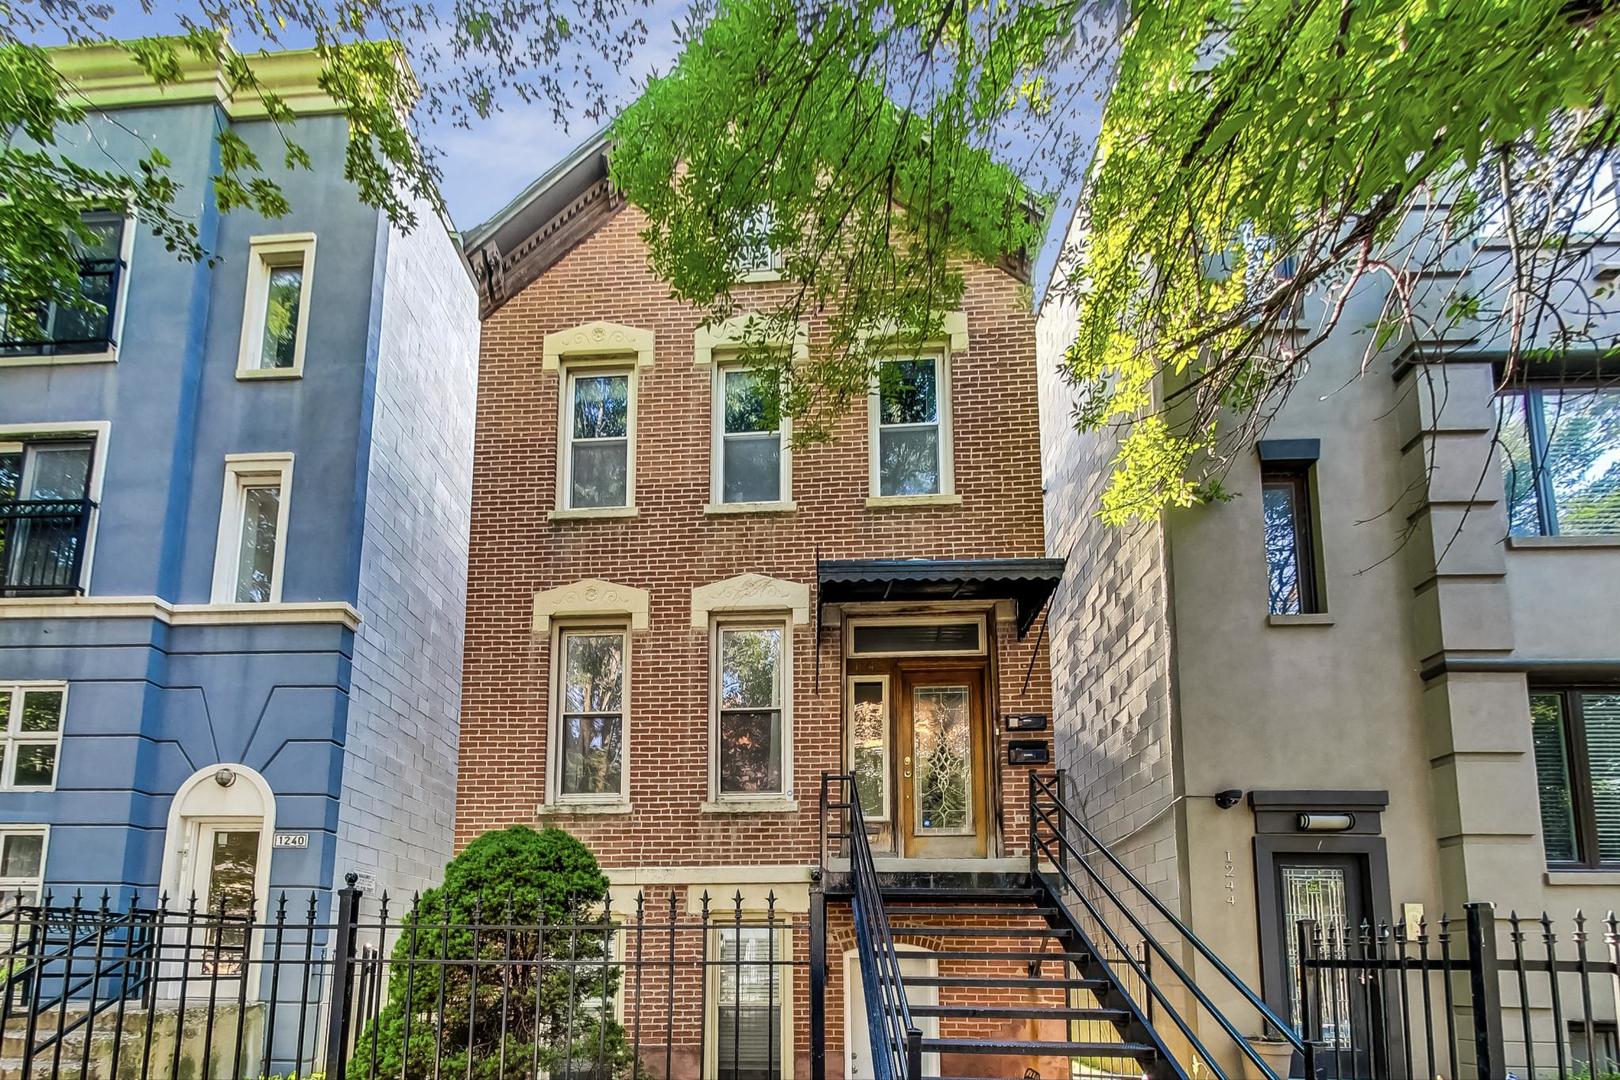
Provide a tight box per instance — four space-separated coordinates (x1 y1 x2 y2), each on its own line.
0 260 123 358
0 499 95 597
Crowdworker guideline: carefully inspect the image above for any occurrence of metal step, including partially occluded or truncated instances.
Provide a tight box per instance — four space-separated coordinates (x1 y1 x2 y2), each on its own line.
920 1036 1158 1058
879 887 1044 904
880 904 1063 918
925 949 1090 963
909 1003 1130 1022
899 974 1109 992
884 923 1072 938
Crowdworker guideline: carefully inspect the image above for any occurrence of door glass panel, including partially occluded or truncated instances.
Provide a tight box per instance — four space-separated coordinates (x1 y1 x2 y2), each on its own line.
912 686 971 834
203 829 260 973
1281 865 1353 1047
850 681 887 820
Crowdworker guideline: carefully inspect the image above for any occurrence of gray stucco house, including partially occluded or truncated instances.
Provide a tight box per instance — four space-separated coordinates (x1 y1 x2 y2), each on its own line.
0 44 479 922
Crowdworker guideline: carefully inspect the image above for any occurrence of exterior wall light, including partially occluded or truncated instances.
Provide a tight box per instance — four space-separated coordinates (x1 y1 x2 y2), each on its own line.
1296 812 1355 832
214 766 238 788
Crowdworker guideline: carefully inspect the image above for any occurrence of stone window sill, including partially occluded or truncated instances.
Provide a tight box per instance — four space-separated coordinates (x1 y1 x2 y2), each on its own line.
236 367 302 381
699 799 799 815
865 493 963 510
0 346 118 367
1545 869 1620 887
704 500 797 516
1508 534 1620 550
549 506 639 522
737 268 784 284
1266 613 1335 627
536 802 633 816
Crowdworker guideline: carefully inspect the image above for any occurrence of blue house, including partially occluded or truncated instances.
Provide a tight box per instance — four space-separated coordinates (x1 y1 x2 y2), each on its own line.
0 44 479 926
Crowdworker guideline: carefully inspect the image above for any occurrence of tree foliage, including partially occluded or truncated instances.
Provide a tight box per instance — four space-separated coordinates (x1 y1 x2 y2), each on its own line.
612 0 1620 521
350 826 636 1080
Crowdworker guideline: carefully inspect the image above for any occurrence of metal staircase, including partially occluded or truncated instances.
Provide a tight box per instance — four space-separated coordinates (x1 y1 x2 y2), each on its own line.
820 772 1311 1080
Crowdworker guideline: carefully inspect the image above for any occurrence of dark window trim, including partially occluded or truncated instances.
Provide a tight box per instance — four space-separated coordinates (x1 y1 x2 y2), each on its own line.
1260 463 1323 615
0 211 127 357
1532 685 1619 871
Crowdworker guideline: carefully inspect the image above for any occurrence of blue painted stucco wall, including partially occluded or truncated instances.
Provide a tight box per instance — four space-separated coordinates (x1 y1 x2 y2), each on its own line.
0 86 479 911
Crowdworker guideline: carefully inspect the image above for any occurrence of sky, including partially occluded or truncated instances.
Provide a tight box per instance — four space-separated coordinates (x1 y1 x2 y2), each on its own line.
59 0 1112 289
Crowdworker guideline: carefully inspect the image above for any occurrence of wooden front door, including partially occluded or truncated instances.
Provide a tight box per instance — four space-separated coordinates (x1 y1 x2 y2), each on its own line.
896 668 989 858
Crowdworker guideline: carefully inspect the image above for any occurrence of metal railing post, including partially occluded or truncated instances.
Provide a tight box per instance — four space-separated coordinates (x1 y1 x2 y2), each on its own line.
322 873 363 1079
905 1025 923 1079
1296 918 1319 1078
1465 901 1506 1080
809 875 826 1080
1027 770 1038 878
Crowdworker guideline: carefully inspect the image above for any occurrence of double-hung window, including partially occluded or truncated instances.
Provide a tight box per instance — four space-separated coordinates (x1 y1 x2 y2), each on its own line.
1499 385 1620 536
554 626 628 802
715 365 787 505
237 234 316 377
872 356 951 497
1530 688 1620 868
711 926 789 1079
0 210 127 358
0 827 48 910
714 622 788 799
212 454 293 604
563 368 634 510
0 685 64 790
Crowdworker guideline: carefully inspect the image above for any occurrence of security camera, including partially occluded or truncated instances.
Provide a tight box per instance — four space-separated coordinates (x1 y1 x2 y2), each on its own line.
1214 789 1243 810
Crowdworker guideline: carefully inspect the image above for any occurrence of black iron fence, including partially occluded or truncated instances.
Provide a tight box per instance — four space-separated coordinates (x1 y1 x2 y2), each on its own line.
0 880 807 1079
1298 904 1620 1080
0 498 94 596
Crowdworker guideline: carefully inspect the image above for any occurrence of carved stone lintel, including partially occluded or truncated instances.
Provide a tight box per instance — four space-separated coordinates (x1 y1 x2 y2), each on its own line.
542 321 655 371
533 578 651 634
690 573 811 628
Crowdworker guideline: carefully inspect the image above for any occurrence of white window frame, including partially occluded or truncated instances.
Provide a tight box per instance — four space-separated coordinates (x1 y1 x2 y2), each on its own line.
709 617 793 803
710 359 792 510
0 683 66 792
0 825 50 908
868 352 954 500
210 453 294 605
558 361 638 515
704 923 795 1080
845 674 890 822
235 233 316 379
843 614 987 658
0 422 110 593
548 621 631 806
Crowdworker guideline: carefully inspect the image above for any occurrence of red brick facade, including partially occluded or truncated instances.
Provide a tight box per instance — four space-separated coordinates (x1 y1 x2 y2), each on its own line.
460 202 1054 1077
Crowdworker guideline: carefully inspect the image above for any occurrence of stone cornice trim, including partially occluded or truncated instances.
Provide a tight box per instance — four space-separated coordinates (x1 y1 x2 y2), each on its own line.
0 596 361 630
542 321 655 372
690 573 810 629
693 316 810 366
51 44 350 118
856 311 969 353
533 579 651 634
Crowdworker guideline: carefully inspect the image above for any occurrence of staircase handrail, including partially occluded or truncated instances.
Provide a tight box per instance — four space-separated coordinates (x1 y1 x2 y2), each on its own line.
820 772 923 1080
1029 771 1311 1080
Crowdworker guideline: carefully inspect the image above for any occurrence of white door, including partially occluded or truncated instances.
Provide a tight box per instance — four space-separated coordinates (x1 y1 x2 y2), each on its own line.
845 949 938 1080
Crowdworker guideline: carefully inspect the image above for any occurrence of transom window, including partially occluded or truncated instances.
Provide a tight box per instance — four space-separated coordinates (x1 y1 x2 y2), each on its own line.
1499 385 1620 536
0 827 47 910
872 357 951 497
1530 688 1620 868
714 623 788 798
846 616 985 658
564 368 633 510
554 627 628 802
715 366 787 505
0 685 64 790
1 211 127 357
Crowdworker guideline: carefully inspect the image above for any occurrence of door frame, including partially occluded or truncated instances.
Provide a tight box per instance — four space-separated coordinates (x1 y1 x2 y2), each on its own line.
1254 834 1395 1068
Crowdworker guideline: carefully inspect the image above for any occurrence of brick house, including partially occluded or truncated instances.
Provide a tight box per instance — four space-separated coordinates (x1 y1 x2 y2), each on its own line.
455 132 1085 1078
